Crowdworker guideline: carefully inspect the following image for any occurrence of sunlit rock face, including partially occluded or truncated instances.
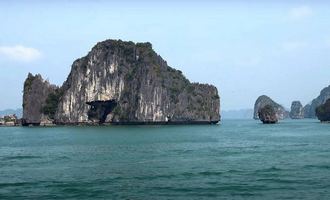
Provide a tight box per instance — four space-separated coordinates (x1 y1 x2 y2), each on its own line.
290 101 304 119
49 39 220 124
253 95 288 120
304 85 330 118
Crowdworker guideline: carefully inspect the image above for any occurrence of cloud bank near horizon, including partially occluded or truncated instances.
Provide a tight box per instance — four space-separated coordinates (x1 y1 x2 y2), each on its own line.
0 45 41 62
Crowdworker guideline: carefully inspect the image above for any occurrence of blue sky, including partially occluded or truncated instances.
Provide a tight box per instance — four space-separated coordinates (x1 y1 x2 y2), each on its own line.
0 0 330 110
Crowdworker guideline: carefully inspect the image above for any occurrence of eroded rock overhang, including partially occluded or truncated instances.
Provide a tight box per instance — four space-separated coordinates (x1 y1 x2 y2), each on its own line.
86 100 117 124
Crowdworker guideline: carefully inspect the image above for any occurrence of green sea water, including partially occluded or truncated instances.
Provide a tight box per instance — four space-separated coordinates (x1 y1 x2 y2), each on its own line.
0 119 330 199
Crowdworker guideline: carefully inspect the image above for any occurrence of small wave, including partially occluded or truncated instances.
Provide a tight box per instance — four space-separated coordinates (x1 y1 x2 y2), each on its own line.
56 156 70 161
303 164 330 170
255 166 283 173
1 155 42 161
0 182 34 187
180 172 194 177
132 171 225 181
226 169 243 173
133 174 177 181
256 178 300 184
198 171 223 176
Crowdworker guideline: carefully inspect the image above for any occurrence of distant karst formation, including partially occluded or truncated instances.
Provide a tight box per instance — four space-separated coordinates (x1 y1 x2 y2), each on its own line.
22 39 220 125
253 95 288 120
258 105 278 124
315 99 330 122
290 101 304 119
253 84 330 121
304 85 330 118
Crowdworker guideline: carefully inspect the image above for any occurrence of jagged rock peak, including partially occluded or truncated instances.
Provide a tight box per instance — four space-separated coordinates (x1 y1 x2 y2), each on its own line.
22 73 58 126
253 95 288 120
290 101 304 119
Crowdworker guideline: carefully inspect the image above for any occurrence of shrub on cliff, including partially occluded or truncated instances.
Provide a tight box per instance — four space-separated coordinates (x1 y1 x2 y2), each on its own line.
41 89 63 119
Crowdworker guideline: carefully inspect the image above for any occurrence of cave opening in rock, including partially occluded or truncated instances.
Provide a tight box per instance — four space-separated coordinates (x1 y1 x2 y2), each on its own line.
86 100 117 124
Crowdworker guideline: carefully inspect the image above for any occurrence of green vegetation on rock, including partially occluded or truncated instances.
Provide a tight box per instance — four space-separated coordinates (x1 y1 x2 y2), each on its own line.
315 99 330 122
23 73 37 93
41 89 63 119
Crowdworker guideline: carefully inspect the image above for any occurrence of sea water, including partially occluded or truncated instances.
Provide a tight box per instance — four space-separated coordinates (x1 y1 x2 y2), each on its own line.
0 119 329 199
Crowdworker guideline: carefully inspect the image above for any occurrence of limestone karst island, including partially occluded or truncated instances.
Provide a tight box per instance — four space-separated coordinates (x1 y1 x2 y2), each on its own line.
21 40 220 126
3 1 330 199
2 39 330 126
253 87 330 124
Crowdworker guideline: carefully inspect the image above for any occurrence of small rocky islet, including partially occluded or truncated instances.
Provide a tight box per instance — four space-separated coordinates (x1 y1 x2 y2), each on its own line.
253 95 289 121
290 101 304 119
253 85 330 124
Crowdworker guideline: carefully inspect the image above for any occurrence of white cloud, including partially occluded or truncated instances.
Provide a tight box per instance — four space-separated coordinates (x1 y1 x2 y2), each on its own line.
289 6 313 20
0 45 41 62
281 41 308 52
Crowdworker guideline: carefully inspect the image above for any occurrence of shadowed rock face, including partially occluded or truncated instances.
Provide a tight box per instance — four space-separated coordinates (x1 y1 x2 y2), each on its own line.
258 105 278 124
22 73 58 126
304 85 330 118
316 99 330 122
23 39 220 125
253 95 288 120
86 100 117 124
303 104 312 118
290 101 304 119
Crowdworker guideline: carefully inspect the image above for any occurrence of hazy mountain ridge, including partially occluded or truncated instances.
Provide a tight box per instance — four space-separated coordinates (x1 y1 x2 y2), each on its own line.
0 108 22 118
221 109 253 119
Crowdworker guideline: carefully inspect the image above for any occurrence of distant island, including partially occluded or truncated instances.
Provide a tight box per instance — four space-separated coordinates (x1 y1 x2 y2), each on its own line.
304 85 330 118
21 39 220 126
0 108 22 118
221 109 253 119
315 99 330 122
253 85 330 123
253 95 289 121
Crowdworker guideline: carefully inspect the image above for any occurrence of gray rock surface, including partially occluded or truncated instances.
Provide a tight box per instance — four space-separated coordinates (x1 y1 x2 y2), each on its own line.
253 95 288 120
315 99 330 122
290 101 304 119
23 39 221 125
258 105 278 124
303 104 312 118
22 73 58 125
304 85 330 118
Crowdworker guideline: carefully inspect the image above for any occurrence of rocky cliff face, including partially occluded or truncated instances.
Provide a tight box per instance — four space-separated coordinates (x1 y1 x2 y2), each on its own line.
315 99 330 122
304 85 330 118
253 95 288 120
290 101 304 119
258 105 278 124
303 104 312 118
22 73 58 125
23 39 220 125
